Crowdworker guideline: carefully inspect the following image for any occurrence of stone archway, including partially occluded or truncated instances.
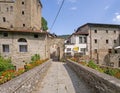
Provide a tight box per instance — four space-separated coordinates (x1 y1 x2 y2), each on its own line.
50 44 60 61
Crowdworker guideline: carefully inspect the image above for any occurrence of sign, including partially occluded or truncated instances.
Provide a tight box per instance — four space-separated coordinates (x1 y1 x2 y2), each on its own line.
73 47 79 52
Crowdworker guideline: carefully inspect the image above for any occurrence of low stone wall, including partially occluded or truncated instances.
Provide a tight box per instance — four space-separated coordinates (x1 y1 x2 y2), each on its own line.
0 60 51 93
66 59 120 93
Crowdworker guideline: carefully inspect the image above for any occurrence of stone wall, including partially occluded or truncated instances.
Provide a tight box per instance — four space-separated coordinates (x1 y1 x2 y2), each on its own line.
66 59 120 93
0 60 51 93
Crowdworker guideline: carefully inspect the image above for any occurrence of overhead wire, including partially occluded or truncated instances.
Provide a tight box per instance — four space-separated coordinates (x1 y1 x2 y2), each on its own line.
50 0 65 30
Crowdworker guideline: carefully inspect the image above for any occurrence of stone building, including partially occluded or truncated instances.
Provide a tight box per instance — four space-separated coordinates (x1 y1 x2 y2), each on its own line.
0 0 64 68
0 0 42 30
66 23 120 68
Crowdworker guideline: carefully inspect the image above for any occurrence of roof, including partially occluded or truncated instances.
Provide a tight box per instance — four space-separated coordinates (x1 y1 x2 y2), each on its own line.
0 28 48 34
77 23 120 31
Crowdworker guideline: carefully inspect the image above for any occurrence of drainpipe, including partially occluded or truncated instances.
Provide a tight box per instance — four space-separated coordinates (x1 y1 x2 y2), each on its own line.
90 26 92 59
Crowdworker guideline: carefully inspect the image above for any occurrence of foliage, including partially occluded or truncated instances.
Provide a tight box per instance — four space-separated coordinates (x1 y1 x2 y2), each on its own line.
87 60 98 69
31 54 40 62
104 68 118 76
0 58 49 85
25 58 48 71
0 56 15 72
41 17 48 31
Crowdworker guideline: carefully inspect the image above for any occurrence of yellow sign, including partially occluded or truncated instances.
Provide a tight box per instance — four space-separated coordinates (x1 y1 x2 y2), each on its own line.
73 47 79 52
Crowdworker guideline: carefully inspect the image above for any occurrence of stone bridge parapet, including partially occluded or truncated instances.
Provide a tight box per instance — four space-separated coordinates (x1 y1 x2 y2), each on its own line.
0 60 51 93
67 59 120 93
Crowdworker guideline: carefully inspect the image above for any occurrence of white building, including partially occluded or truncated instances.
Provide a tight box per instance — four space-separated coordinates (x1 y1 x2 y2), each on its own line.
65 31 88 57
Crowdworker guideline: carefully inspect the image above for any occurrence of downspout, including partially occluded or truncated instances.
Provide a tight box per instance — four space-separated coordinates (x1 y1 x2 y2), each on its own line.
90 26 92 59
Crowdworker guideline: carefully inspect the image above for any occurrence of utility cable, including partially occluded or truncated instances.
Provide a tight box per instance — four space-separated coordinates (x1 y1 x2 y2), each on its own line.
50 0 65 30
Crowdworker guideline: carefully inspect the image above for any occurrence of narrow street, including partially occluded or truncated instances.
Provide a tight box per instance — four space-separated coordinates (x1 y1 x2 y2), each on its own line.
32 61 93 93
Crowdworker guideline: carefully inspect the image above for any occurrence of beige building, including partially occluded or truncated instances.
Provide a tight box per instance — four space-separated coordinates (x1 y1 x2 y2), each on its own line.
67 23 120 68
0 0 65 68
0 0 42 30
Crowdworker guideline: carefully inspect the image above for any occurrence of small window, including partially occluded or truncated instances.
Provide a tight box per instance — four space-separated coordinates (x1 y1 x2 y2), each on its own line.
10 6 13 12
94 39 97 43
19 45 27 52
6 7 9 12
34 34 38 38
114 40 116 44
23 24 25 27
10 25 13 28
106 30 108 33
94 49 97 53
108 49 112 53
67 48 71 52
3 45 9 52
106 39 109 44
115 50 118 54
3 17 6 22
114 30 116 34
22 1 24 5
3 33 8 37
22 11 24 15
94 30 97 33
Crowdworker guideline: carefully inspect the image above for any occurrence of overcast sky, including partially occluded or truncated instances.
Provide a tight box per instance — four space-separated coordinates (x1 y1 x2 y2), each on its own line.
41 0 120 35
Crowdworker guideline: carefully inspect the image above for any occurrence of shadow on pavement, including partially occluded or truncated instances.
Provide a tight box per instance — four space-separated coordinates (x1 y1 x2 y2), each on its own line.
63 63 95 93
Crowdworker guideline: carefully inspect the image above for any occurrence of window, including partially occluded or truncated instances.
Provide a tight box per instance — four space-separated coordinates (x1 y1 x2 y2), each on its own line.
67 48 71 52
114 50 117 54
34 34 38 38
94 30 97 33
114 40 116 44
94 39 97 43
3 45 9 52
3 17 6 22
81 48 86 55
23 24 25 27
22 11 24 15
19 45 27 52
84 37 87 43
6 7 9 12
18 38 27 52
114 30 116 34
10 6 13 12
3 33 8 37
106 39 109 44
108 49 112 53
106 30 108 33
22 1 24 5
94 49 98 53
79 37 82 43
79 36 87 44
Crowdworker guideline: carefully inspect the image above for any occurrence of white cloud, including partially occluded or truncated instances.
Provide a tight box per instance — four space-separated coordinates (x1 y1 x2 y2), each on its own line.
70 7 77 10
113 13 120 22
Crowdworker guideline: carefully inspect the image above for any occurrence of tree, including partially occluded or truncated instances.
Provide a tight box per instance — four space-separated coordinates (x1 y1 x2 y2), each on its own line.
41 17 48 31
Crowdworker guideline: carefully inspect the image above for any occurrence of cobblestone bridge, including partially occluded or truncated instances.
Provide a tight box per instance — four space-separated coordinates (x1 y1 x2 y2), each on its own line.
31 61 93 93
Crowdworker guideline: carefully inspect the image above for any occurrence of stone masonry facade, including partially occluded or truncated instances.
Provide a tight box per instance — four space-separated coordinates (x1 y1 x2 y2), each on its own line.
0 0 42 30
76 23 120 68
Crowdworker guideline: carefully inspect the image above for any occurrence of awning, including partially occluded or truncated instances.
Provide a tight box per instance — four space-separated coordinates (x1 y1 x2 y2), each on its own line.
114 46 120 49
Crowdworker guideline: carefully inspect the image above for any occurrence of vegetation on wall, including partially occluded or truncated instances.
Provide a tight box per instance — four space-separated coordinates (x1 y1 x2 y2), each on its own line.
70 58 120 79
41 17 48 31
0 54 49 85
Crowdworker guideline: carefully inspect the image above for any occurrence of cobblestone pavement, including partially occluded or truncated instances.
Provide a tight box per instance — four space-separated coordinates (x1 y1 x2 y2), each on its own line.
32 61 93 93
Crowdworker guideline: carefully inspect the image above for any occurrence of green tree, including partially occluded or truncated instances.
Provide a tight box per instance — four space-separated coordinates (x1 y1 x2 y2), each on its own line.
41 17 48 31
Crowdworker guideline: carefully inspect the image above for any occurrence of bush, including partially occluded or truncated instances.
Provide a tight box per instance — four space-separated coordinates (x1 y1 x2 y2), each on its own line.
104 69 118 76
31 54 40 62
88 60 98 69
0 56 14 72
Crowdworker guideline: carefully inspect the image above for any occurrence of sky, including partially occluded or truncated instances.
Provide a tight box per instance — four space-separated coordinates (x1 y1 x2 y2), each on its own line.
41 0 120 35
